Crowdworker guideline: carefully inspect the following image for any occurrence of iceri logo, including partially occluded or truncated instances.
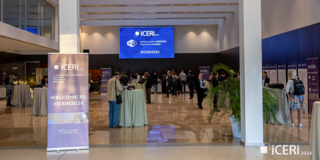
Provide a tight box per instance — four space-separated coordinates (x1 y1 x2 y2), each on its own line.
127 40 137 47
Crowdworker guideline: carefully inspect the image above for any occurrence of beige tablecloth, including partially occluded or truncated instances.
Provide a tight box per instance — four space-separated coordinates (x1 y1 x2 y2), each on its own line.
268 88 290 125
119 89 148 127
12 85 33 106
33 88 48 116
0 88 6 98
131 83 147 103
310 101 320 160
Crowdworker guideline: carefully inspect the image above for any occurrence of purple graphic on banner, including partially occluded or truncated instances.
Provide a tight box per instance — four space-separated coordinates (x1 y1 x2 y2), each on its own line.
101 68 111 94
199 66 210 80
2 69 7 87
307 58 319 114
47 53 89 151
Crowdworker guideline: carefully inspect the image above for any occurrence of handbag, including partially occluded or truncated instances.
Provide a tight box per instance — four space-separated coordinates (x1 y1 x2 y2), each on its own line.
115 79 122 104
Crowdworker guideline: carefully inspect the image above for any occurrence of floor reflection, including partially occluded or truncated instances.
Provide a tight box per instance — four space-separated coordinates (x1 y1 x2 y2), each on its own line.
0 92 312 147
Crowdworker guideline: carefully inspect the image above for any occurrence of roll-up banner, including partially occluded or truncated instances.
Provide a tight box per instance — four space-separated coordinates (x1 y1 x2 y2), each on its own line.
199 66 210 80
287 62 297 80
269 64 277 84
2 69 7 87
298 61 308 113
262 64 270 78
307 58 319 114
47 53 89 152
101 68 111 95
278 64 287 88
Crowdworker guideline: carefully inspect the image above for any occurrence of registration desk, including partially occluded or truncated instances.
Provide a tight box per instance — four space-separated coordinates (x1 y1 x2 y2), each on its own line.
119 89 148 128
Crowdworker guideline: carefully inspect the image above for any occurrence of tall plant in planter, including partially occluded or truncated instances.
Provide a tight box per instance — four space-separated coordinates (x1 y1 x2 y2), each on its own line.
207 64 279 137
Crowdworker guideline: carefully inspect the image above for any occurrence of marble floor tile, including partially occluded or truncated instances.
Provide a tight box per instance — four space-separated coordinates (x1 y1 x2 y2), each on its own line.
0 92 312 147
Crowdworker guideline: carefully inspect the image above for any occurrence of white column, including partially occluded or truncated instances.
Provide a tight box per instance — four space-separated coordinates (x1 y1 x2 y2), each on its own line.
239 0 264 146
59 0 80 53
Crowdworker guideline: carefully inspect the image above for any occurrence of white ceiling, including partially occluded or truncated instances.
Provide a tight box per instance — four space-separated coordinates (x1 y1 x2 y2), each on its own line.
0 36 56 54
49 0 239 26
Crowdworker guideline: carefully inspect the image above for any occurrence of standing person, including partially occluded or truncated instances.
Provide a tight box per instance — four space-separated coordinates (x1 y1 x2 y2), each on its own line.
152 72 159 94
194 73 206 109
286 74 304 127
136 73 141 82
212 72 221 112
172 72 179 97
121 72 129 86
5 74 17 107
41 75 49 87
179 70 187 93
186 71 195 99
166 71 172 98
145 72 153 104
262 71 270 87
218 71 226 82
107 72 124 128
161 74 167 94
129 73 133 83
97 76 101 93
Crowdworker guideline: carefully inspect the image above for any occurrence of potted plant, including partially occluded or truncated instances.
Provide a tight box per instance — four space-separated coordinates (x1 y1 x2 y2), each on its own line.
207 64 279 138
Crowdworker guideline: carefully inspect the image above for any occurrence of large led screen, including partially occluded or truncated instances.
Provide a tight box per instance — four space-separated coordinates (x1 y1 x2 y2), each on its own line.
119 27 174 59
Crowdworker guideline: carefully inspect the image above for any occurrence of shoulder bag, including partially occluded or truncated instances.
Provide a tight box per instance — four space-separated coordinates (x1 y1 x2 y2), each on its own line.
115 79 122 104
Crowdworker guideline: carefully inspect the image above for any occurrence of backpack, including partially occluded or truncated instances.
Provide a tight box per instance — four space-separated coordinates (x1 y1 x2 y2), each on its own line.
172 76 177 85
3 76 10 85
291 78 305 95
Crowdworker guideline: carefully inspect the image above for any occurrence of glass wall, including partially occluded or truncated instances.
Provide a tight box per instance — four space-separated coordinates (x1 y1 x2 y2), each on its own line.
3 0 20 27
1 0 55 40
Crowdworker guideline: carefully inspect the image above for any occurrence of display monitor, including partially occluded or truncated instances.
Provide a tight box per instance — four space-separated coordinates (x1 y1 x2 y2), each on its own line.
119 27 174 59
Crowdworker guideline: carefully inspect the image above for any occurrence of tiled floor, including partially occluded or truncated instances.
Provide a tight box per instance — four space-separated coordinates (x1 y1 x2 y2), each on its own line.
0 145 312 160
0 92 312 146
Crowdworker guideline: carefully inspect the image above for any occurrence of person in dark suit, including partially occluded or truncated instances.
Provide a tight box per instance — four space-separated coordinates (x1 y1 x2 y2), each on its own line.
186 71 195 99
41 75 49 87
166 71 172 97
194 73 206 109
263 71 270 87
218 71 226 82
212 72 221 112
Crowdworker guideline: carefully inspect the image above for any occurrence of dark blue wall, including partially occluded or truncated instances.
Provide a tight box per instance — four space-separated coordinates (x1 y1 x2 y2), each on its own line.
262 22 320 64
